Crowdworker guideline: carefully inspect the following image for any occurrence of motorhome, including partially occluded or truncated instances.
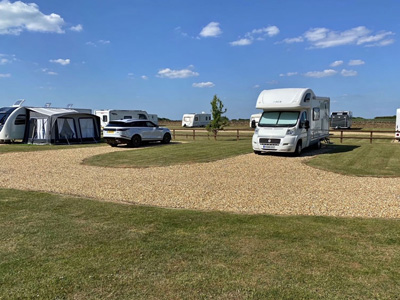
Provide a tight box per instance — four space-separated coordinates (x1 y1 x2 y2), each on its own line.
396 108 400 140
94 109 150 128
148 114 158 125
330 111 352 129
182 112 211 127
249 113 262 127
251 88 330 155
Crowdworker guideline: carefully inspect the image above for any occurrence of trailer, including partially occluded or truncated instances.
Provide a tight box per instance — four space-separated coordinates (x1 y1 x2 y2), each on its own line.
252 88 330 155
0 101 27 143
94 109 150 128
330 111 352 129
182 112 211 127
396 108 400 141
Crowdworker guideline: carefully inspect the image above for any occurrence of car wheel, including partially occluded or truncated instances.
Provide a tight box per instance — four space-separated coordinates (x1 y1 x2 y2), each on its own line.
315 139 321 149
254 150 262 155
294 141 302 156
161 133 171 144
129 135 142 147
109 143 118 147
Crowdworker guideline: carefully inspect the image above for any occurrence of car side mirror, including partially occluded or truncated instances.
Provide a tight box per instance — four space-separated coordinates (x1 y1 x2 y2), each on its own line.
251 120 257 128
305 120 310 130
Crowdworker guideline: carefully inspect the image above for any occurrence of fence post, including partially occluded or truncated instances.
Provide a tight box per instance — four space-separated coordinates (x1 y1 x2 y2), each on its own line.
193 129 195 140
340 130 343 143
173 129 175 140
370 131 373 144
214 131 217 141
237 129 239 141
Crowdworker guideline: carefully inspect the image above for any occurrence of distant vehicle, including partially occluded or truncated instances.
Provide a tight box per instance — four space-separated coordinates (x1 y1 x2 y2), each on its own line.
396 108 400 140
148 114 158 125
182 112 211 127
249 113 262 127
103 119 171 147
94 109 150 128
330 111 353 129
251 88 330 155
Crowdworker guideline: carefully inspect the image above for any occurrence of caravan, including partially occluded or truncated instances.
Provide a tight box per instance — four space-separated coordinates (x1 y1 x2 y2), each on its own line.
396 108 400 140
94 109 151 128
252 88 330 155
182 112 211 127
0 100 100 144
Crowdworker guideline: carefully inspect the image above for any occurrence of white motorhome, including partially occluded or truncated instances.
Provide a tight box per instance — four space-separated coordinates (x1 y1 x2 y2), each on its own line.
95 109 150 128
249 113 262 128
330 111 352 129
252 88 330 155
148 114 158 125
182 112 211 127
395 108 400 140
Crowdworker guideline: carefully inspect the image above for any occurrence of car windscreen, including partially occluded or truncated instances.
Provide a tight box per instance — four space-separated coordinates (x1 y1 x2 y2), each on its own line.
258 111 299 127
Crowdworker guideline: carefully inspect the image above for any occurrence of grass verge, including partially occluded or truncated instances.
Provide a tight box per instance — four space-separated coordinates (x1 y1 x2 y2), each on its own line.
83 139 253 168
306 140 400 177
1 189 400 299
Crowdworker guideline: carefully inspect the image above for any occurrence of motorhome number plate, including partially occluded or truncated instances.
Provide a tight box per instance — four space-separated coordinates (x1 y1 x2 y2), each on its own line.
262 145 275 150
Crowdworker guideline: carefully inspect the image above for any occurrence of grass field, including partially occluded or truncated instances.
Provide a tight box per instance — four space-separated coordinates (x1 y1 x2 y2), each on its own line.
1 189 400 299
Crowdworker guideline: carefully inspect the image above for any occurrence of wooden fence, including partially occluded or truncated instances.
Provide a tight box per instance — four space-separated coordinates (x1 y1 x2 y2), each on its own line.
170 128 399 143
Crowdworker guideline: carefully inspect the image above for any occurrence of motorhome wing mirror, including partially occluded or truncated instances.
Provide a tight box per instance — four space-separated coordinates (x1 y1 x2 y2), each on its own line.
251 120 257 128
305 120 310 130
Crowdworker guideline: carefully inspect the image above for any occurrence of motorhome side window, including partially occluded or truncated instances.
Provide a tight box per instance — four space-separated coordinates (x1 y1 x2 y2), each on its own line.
138 114 146 119
14 114 26 125
103 116 108 122
313 108 320 121
300 111 307 127
123 116 132 119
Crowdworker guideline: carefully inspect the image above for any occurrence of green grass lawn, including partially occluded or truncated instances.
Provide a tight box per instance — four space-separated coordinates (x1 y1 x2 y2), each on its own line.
306 140 400 177
1 189 400 299
83 140 253 168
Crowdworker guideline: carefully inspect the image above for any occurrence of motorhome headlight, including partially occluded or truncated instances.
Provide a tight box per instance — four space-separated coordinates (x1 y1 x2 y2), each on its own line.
286 128 295 135
254 128 259 134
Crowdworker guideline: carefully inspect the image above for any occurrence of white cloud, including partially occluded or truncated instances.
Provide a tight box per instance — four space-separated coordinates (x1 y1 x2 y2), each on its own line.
279 72 298 77
330 60 344 67
41 68 57 75
86 40 111 47
341 69 357 77
192 82 215 88
304 69 337 78
70 24 83 32
141 75 148 80
50 58 70 66
199 22 222 38
348 59 365 66
230 25 279 46
281 26 395 48
0 0 65 35
157 67 199 79
0 73 11 78
230 38 252 46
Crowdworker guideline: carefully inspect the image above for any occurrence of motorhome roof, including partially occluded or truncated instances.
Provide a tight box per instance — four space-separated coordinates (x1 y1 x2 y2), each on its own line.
256 88 316 110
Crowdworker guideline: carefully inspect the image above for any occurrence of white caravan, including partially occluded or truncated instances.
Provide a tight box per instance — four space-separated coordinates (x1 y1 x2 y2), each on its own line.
182 112 211 127
252 88 330 155
395 108 400 140
249 113 262 127
330 111 353 129
0 101 27 143
95 109 150 128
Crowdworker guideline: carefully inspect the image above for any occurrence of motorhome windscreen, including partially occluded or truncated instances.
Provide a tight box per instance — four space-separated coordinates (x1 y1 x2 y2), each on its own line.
0 107 17 125
258 111 299 127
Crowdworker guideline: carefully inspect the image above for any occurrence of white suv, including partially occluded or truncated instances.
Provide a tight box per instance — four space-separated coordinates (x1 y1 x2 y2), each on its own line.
103 119 171 147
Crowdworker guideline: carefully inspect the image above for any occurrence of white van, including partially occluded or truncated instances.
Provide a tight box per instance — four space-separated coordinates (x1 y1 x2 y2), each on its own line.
94 109 150 128
252 88 330 155
182 112 211 127
395 108 400 140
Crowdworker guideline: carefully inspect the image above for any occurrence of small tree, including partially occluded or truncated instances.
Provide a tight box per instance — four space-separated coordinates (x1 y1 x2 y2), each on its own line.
206 94 228 134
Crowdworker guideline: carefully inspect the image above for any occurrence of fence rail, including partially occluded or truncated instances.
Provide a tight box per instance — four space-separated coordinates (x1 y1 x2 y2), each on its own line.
171 128 399 143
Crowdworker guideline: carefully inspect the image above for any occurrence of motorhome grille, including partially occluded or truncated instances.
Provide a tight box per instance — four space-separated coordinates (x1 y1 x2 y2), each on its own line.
259 138 280 144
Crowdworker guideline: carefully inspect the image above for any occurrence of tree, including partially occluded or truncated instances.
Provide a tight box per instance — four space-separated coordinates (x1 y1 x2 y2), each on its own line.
206 94 229 134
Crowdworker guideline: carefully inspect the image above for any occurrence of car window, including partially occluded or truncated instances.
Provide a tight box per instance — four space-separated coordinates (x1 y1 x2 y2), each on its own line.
145 121 155 127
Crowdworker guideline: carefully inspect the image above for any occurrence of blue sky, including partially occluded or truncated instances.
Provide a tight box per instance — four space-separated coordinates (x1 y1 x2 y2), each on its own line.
0 0 399 119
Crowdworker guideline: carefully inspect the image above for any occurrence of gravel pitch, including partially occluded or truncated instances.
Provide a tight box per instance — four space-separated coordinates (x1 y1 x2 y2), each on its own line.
1 145 399 218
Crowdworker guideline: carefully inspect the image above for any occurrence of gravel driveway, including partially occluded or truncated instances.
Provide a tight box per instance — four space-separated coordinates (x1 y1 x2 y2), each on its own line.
1 145 399 218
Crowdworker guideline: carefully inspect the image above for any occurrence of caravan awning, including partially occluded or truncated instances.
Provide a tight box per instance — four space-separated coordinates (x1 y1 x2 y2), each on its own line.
27 107 79 116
